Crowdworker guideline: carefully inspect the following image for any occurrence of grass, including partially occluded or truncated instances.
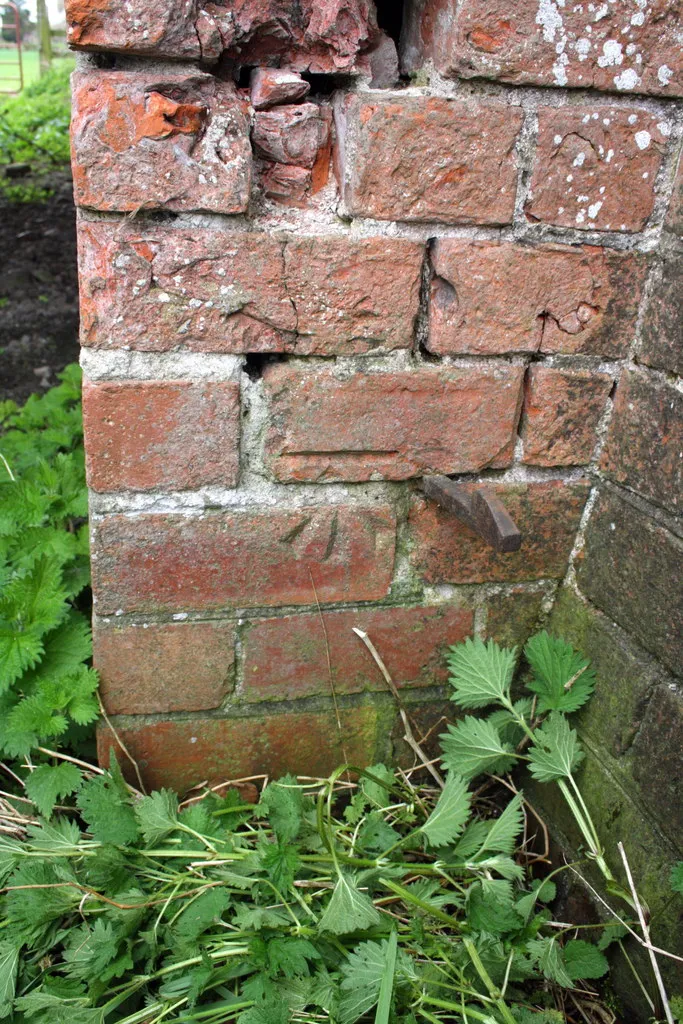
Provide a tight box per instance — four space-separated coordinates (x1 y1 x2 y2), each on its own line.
0 49 73 93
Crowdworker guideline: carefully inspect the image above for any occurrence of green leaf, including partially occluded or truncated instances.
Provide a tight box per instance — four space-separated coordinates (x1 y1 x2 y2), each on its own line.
266 937 320 979
524 632 596 713
670 861 683 895
479 792 524 855
526 936 573 987
0 626 43 691
258 775 304 845
339 938 412 1024
375 929 397 1024
318 872 381 935
468 880 523 935
562 939 609 981
238 999 290 1024
135 789 180 845
77 768 139 846
528 713 584 783
421 772 471 847
172 889 230 948
0 943 19 1020
597 918 629 951
447 637 517 709
24 762 82 818
62 919 122 982
441 715 515 780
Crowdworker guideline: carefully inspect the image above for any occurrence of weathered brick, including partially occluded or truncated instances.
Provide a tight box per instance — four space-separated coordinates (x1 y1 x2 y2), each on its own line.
66 0 378 72
65 0 215 59
82 380 240 492
405 0 682 97
630 685 683 833
252 104 331 167
429 240 646 357
71 71 251 214
91 506 397 615
485 587 546 650
242 604 473 702
98 706 379 792
577 488 683 675
260 163 314 205
95 620 235 715
522 366 612 467
338 94 522 224
410 481 591 584
263 363 524 482
250 69 310 111
526 107 669 232
638 253 683 375
549 587 666 761
600 370 683 514
77 222 423 356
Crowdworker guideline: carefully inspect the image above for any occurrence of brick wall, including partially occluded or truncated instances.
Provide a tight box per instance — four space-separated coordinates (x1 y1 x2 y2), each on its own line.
68 0 681 839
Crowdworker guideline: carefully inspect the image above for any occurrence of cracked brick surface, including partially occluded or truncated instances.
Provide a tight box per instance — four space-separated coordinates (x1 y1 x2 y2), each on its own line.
66 0 378 71
428 240 647 357
71 71 252 214
526 106 669 232
78 221 424 355
403 0 682 97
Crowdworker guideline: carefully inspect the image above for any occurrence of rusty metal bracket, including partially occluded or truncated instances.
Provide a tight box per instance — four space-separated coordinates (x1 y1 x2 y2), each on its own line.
422 476 522 553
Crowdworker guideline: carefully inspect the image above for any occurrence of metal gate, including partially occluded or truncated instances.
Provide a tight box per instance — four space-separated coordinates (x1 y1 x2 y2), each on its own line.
0 2 23 94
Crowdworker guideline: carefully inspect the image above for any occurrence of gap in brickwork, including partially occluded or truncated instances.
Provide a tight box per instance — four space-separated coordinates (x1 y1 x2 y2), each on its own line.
300 71 355 97
243 353 289 382
374 0 406 48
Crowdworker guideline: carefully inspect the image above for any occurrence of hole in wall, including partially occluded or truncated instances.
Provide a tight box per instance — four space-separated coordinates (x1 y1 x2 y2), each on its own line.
243 352 289 381
374 0 406 47
300 71 354 97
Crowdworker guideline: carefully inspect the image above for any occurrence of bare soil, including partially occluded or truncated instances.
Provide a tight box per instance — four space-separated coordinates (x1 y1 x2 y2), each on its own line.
0 170 79 404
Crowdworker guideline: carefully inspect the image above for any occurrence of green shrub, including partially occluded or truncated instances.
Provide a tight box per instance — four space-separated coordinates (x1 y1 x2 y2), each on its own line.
0 365 98 800
0 633 626 1024
0 62 73 200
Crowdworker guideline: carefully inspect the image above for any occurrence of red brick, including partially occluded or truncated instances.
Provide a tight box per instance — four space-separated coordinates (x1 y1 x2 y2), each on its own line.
65 0 216 59
242 604 473 701
77 221 423 356
338 94 523 224
91 506 397 615
406 0 682 97
71 71 251 214
260 163 314 205
263 363 524 482
409 481 591 584
521 366 613 467
252 104 331 167
526 107 669 233
95 620 235 715
600 370 683 514
250 69 310 111
66 0 378 73
82 380 240 492
429 240 647 357
97 706 379 793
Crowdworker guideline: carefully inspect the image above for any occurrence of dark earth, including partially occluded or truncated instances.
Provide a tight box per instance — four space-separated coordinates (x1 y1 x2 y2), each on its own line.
0 170 80 403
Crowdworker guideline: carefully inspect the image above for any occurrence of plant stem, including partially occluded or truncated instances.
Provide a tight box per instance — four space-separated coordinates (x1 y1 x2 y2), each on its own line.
461 935 518 1024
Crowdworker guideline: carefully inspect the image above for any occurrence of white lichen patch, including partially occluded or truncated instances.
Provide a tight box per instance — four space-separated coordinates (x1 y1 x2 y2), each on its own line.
597 39 623 66
634 130 651 149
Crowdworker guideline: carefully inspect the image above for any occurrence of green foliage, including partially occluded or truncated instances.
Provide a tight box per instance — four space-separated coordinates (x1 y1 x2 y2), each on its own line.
0 62 73 201
0 366 97 811
0 722 614 1024
671 861 683 895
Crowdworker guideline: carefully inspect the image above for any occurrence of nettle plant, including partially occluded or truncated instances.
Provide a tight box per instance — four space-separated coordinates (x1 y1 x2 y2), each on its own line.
0 366 99 812
442 634 623 899
0 634 623 1024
